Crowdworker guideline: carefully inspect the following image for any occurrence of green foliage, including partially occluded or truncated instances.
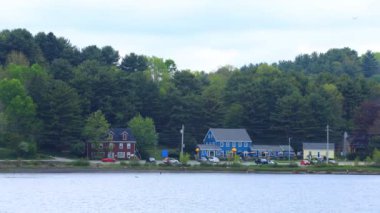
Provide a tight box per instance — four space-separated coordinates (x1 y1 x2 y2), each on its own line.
1 29 380 160
369 136 380 152
16 141 37 158
70 142 85 156
82 110 110 143
128 115 158 159
354 157 360 166
362 51 379 78
36 80 82 151
70 159 90 167
120 53 148 72
179 153 190 165
372 149 380 166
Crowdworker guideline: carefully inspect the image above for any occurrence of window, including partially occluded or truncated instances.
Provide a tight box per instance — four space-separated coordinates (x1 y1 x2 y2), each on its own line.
108 133 113 140
127 143 131 149
122 132 128 141
117 152 125 158
127 152 131 158
119 143 124 149
238 142 242 147
226 142 230 147
220 142 223 147
99 144 103 149
245 142 248 147
109 143 114 150
232 142 236 147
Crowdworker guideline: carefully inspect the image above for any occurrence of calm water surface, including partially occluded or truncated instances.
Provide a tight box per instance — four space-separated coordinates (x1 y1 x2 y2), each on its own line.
0 173 379 213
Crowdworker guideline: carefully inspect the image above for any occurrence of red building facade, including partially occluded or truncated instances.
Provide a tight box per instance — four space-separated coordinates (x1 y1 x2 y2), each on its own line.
87 128 137 160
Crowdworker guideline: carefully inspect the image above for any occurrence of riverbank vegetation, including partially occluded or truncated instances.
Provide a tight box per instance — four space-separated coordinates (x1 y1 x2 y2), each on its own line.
1 160 380 174
1 29 380 160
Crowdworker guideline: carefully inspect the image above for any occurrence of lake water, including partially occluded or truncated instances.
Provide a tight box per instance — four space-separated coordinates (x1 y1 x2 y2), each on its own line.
0 172 379 213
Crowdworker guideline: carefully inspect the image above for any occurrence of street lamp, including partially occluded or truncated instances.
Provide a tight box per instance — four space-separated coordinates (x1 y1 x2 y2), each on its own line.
288 137 291 161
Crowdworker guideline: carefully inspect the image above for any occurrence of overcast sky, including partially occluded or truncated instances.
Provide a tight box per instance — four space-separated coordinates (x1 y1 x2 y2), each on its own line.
1 0 379 71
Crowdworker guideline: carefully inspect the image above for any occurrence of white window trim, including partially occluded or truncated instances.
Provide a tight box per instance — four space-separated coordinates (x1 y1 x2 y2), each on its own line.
119 143 124 149
122 133 128 141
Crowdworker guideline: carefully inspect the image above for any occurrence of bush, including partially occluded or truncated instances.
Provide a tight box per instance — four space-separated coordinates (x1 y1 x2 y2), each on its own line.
347 153 357 161
70 159 90 167
70 142 85 157
179 153 190 165
16 141 37 158
129 159 140 167
372 149 380 166
0 148 15 159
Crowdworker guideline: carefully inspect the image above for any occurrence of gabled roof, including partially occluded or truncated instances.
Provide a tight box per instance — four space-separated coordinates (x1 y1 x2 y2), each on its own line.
208 128 252 142
251 145 294 152
109 128 136 141
197 144 222 151
303 143 334 150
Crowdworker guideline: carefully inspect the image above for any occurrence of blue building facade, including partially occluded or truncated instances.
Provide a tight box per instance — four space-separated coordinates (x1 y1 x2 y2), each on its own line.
199 128 253 157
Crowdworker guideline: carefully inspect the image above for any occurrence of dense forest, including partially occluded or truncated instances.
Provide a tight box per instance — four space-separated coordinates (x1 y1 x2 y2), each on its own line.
0 28 380 158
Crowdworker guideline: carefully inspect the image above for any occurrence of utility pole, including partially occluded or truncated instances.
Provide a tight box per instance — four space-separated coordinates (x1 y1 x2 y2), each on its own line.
326 124 329 164
180 124 185 157
288 137 291 161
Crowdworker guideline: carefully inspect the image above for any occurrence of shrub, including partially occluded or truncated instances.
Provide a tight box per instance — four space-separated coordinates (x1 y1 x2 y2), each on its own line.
70 159 90 167
70 142 85 157
179 153 190 165
354 156 360 166
372 149 380 166
129 159 140 167
16 141 36 158
0 148 15 159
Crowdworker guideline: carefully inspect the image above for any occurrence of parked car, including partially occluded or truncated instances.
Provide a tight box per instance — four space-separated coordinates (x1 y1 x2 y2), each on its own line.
322 159 337 165
163 157 181 166
255 158 268 165
208 156 220 163
101 158 116 162
146 157 156 164
300 160 310 166
310 158 321 164
198 156 208 163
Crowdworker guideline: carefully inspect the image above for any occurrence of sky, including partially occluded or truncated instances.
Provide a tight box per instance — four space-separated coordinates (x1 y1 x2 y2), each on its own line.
1 0 380 72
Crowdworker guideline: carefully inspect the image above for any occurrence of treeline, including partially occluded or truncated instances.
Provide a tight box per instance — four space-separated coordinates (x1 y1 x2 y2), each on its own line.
0 28 380 157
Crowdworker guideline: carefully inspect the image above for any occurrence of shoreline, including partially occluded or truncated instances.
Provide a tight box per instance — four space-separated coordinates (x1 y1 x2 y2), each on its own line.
1 167 380 175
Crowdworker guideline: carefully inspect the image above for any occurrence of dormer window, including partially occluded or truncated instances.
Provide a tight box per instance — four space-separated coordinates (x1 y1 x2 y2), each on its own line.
108 132 114 140
122 132 128 141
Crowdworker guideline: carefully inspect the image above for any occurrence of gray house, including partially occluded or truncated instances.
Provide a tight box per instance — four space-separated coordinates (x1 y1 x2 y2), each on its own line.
251 144 294 159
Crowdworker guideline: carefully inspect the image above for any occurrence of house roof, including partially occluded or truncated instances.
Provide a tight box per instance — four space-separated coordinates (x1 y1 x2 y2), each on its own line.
197 144 222 151
109 128 136 142
303 143 334 150
251 145 294 152
209 128 252 142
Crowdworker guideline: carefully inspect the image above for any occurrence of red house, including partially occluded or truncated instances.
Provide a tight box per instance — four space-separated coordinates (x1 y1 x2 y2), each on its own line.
88 128 137 160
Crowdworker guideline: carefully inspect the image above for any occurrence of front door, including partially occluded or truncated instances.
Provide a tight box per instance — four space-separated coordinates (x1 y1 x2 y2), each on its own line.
108 152 114 158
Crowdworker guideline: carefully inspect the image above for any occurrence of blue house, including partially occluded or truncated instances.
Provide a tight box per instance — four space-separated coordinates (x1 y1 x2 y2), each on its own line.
198 128 253 157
